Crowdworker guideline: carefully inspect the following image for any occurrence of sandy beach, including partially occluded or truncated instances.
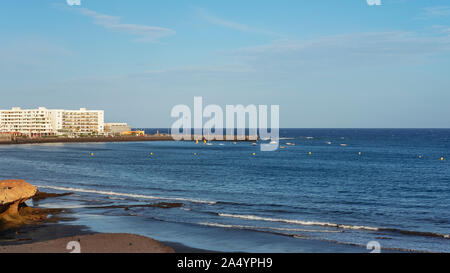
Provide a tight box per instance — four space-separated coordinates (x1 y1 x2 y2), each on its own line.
0 233 174 253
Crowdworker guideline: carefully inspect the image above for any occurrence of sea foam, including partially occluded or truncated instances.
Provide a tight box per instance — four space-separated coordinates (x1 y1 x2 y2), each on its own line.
37 185 216 205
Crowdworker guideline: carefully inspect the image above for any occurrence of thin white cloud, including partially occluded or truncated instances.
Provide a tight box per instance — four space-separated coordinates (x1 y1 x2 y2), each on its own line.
231 31 450 71
133 63 255 77
197 8 278 36
417 6 450 19
76 8 175 42
236 32 449 55
0 38 73 72
432 25 450 35
118 31 450 79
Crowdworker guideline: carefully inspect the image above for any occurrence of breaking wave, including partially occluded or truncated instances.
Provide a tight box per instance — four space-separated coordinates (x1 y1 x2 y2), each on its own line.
37 185 217 205
200 222 342 234
218 213 450 239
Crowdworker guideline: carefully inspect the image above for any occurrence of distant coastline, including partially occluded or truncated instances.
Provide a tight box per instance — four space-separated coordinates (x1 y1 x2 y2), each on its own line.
0 134 257 145
0 135 173 145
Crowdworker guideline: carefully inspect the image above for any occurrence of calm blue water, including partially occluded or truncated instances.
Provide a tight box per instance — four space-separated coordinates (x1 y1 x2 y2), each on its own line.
0 129 449 252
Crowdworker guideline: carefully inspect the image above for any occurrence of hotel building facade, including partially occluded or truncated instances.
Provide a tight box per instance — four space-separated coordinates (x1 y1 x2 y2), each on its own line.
0 107 104 136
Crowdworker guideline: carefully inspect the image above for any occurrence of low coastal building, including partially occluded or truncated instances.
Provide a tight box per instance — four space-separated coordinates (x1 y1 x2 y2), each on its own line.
0 107 104 136
0 133 13 142
121 130 145 136
104 122 131 136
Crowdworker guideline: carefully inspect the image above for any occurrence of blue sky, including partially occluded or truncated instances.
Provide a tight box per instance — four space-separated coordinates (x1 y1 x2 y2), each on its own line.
1 0 450 127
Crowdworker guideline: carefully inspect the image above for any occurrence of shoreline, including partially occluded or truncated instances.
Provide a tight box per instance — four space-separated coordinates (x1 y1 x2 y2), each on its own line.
0 186 407 253
0 135 257 145
0 135 174 145
0 185 362 254
0 195 208 253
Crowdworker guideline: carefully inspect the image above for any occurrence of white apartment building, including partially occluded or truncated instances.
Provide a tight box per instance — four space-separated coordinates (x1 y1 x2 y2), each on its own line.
0 107 104 136
58 108 104 135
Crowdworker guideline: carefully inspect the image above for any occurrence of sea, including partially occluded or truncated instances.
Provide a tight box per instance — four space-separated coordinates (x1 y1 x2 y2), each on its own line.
0 129 449 252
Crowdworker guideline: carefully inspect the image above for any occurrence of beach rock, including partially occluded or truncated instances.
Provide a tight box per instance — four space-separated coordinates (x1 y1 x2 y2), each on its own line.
152 202 183 208
32 191 73 201
0 179 41 230
0 179 37 213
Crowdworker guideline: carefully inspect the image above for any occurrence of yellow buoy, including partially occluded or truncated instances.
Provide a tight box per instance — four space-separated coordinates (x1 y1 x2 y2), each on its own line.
150 152 153 156
308 152 312 155
90 153 94 156
194 153 197 156
441 157 444 161
252 152 256 156
418 155 422 159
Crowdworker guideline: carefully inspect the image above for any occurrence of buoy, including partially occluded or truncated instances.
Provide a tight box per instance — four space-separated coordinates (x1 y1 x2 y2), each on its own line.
203 139 207 144
308 152 312 155
252 152 256 156
150 152 153 156
194 153 197 156
358 152 362 156
418 155 422 159
90 153 94 156
195 139 199 144
441 157 444 161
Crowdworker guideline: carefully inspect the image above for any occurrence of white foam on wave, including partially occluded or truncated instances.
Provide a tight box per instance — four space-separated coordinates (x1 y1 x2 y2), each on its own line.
38 203 91 209
218 213 379 231
200 222 341 233
37 185 217 205
107 196 126 200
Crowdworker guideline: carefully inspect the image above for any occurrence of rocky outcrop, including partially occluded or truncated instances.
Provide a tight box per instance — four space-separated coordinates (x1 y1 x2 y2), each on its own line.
0 179 47 230
1 179 37 214
32 191 73 201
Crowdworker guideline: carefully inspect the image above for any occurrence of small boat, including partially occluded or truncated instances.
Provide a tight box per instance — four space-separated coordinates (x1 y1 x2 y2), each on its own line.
252 143 257 146
270 141 278 145
280 146 286 149
326 142 332 145
340 144 347 147
286 142 295 146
